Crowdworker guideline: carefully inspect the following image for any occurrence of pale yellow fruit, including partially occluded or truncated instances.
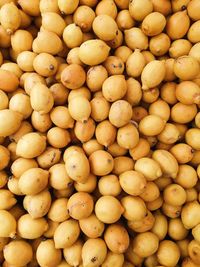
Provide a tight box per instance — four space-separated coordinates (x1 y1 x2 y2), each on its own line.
90 96 110 122
67 192 94 220
82 238 107 267
63 240 83 267
23 190 51 219
37 147 61 169
0 90 8 110
0 189 16 210
3 240 33 266
104 224 130 254
185 128 200 150
139 115 165 136
102 75 127 102
169 39 192 59
117 123 139 149
149 33 171 56
125 27 148 50
174 56 200 80
129 0 153 21
42 12 66 36
9 93 32 119
63 24 83 48
121 195 147 221
23 72 46 95
135 158 162 181
16 133 46 159
49 163 72 190
18 0 40 16
0 3 21 34
93 14 118 41
0 109 22 137
142 12 166 36
151 213 168 240
11 29 33 53
192 224 200 243
48 198 69 222
95 196 123 224
87 65 108 92
18 168 49 195
68 96 91 122
188 0 200 21
0 69 19 93
152 150 178 178
32 30 63 55
17 51 37 72
0 210 16 238
73 5 96 32
171 103 197 124
79 213 105 238
189 43 200 63
33 53 58 77
141 60 166 90
89 150 114 176
114 45 132 63
65 151 90 183
54 219 80 249
151 0 171 15
98 174 121 197
188 20 200 43
157 123 180 144
95 120 116 147
124 78 142 106
156 240 180 267
126 49 146 78
116 9 135 30
96 0 117 18
166 10 190 40
39 0 60 13
79 39 110 65
58 0 79 14
102 251 124 267
36 239 62 267
30 83 54 114
119 170 146 196
133 232 159 258
17 214 48 239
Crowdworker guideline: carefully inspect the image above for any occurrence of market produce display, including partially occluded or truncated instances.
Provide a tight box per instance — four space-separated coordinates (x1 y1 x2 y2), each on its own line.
0 0 200 266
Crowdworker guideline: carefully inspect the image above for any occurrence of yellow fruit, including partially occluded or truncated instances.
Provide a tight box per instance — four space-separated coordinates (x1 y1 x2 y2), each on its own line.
174 55 200 80
166 10 190 40
129 0 153 21
125 27 148 50
32 30 63 55
58 0 79 14
0 109 22 137
141 60 166 90
82 238 107 267
142 12 166 36
0 3 21 34
30 83 54 114
61 64 86 89
4 240 33 266
188 20 200 43
0 69 19 93
65 151 90 183
42 12 66 36
79 39 110 65
63 24 83 48
102 75 127 102
93 15 118 41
